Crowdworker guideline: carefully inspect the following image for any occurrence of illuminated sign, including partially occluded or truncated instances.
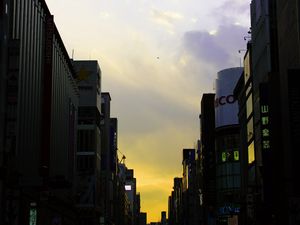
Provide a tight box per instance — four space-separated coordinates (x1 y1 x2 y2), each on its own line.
234 151 239 161
221 150 239 162
29 203 37 225
260 84 270 150
125 185 132 191
218 204 240 215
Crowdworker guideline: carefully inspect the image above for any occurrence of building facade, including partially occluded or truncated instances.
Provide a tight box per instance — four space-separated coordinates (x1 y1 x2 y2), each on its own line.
200 93 217 225
73 60 102 225
249 0 300 224
0 0 79 224
215 67 243 225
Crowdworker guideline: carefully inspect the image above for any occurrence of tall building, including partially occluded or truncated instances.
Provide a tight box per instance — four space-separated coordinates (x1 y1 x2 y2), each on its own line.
234 44 256 225
248 0 300 224
214 67 243 225
273 1 300 224
125 169 137 225
200 93 216 225
249 1 278 223
0 0 7 219
0 0 79 223
168 177 183 225
182 149 198 225
100 92 121 225
73 60 102 224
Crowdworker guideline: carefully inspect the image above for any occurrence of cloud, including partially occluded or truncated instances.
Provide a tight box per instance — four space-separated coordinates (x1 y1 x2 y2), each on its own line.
182 23 248 70
183 31 230 67
214 0 251 26
150 9 184 29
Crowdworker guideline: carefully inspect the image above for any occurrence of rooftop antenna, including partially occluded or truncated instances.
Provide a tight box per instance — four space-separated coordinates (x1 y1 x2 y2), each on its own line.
120 155 126 164
117 149 126 164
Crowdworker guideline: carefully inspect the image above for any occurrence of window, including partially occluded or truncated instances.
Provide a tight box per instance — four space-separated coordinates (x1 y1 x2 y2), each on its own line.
77 129 95 152
248 141 255 164
125 185 132 191
247 117 254 142
77 155 95 172
246 94 253 119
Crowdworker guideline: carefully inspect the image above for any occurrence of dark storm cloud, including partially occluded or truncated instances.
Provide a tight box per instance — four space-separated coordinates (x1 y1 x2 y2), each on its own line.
183 30 230 67
183 23 249 69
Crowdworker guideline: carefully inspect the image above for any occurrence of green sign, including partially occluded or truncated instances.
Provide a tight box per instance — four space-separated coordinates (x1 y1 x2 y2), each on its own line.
29 208 37 225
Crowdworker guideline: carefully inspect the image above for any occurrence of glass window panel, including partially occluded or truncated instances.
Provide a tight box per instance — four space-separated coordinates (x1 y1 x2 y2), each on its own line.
246 93 253 119
247 117 254 142
248 141 255 164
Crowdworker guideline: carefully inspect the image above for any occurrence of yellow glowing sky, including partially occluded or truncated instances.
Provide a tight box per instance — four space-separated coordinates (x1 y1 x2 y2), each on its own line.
46 0 250 222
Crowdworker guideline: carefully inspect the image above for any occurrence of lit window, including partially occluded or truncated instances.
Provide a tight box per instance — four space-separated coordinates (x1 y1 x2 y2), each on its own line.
248 141 255 164
125 185 132 191
234 151 239 161
222 152 227 162
29 204 37 225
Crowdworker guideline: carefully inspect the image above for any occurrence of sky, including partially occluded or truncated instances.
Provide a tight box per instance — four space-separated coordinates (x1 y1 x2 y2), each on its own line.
46 0 251 222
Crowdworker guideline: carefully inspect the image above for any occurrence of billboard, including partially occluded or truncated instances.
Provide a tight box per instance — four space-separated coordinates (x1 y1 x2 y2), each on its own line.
215 67 243 128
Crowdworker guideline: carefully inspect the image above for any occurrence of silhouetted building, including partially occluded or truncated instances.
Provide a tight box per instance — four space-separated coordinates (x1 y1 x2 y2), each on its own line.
275 0 300 223
215 68 243 225
139 212 147 225
234 45 256 225
0 0 79 223
161 211 167 225
247 1 300 224
100 92 120 225
200 93 217 225
171 177 183 225
195 140 204 224
182 149 198 225
125 169 137 225
117 163 132 225
73 60 102 225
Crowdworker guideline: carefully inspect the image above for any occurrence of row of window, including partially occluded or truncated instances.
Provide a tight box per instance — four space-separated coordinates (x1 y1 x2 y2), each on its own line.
216 176 241 189
77 155 95 172
77 129 95 151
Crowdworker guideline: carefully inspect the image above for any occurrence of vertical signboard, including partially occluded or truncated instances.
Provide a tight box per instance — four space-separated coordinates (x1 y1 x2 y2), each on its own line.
259 83 270 151
259 83 272 203
215 67 243 128
41 15 54 176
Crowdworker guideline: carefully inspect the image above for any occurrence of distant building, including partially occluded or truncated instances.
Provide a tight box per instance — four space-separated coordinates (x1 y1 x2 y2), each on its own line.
139 212 147 225
73 60 102 224
161 211 167 225
168 177 183 225
182 149 198 225
200 93 216 225
125 169 137 225
100 92 120 225
214 67 243 224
